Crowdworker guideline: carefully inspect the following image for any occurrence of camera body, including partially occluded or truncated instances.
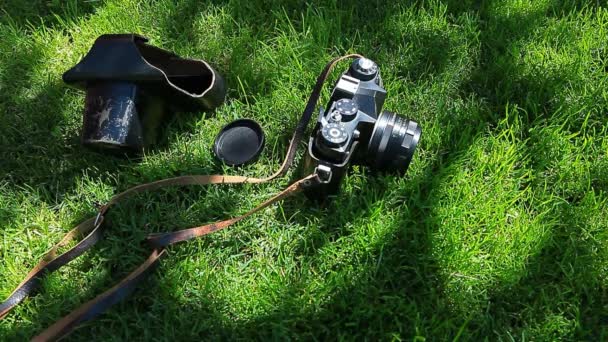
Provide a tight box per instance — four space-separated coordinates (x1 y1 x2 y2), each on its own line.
303 57 421 200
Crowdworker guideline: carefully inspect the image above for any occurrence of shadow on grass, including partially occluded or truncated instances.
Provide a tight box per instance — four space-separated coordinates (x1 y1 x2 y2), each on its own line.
2 0 607 340
0 27 126 235
107 0 605 340
0 2 222 215
1 184 244 340
485 196 608 340
0 0 129 207
0 0 101 28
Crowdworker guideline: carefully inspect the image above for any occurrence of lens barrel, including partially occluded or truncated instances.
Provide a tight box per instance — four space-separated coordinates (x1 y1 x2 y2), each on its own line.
367 111 421 172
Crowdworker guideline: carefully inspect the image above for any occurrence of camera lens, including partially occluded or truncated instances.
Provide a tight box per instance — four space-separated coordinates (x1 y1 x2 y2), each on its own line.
367 111 421 172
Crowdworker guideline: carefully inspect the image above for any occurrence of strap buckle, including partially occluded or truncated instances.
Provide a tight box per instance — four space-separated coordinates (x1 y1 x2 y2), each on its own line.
315 165 333 184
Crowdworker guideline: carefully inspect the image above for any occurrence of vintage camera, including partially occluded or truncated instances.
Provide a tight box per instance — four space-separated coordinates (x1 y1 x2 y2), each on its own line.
303 57 421 200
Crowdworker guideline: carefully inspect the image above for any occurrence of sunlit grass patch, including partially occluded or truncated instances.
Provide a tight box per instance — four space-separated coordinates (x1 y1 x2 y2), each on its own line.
0 0 607 340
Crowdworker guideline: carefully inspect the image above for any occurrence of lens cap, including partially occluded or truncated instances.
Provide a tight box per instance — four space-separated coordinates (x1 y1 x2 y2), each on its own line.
213 119 265 166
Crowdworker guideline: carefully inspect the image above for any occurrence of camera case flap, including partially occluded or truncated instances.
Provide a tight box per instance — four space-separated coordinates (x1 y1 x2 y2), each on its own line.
63 33 226 152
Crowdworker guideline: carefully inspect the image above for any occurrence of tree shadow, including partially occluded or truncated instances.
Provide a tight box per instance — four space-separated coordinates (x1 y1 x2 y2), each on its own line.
484 191 608 339
135 0 605 340
3 0 606 340
0 0 101 29
0 4 226 220
0 30 127 233
0 182 244 340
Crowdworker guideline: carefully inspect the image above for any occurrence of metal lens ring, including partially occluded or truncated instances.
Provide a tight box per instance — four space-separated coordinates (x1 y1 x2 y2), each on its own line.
367 111 422 172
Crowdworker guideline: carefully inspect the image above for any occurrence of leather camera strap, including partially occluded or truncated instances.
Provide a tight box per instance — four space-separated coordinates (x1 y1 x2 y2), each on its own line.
31 174 319 342
1 54 361 341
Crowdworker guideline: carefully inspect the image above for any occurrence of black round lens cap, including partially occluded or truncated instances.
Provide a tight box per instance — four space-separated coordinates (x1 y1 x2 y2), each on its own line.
213 119 265 166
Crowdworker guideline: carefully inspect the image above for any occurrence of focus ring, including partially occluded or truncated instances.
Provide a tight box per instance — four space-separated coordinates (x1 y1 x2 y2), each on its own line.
367 111 421 172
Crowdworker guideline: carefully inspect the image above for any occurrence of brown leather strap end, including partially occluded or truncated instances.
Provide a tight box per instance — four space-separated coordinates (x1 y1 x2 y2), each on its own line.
0 217 103 320
3 54 358 339
32 249 166 342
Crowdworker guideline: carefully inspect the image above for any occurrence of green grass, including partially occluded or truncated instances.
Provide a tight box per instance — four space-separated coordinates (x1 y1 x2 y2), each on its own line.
1 0 607 340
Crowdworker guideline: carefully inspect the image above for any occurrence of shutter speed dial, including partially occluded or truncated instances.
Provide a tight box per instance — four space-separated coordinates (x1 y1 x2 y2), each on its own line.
321 123 349 147
334 99 358 120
